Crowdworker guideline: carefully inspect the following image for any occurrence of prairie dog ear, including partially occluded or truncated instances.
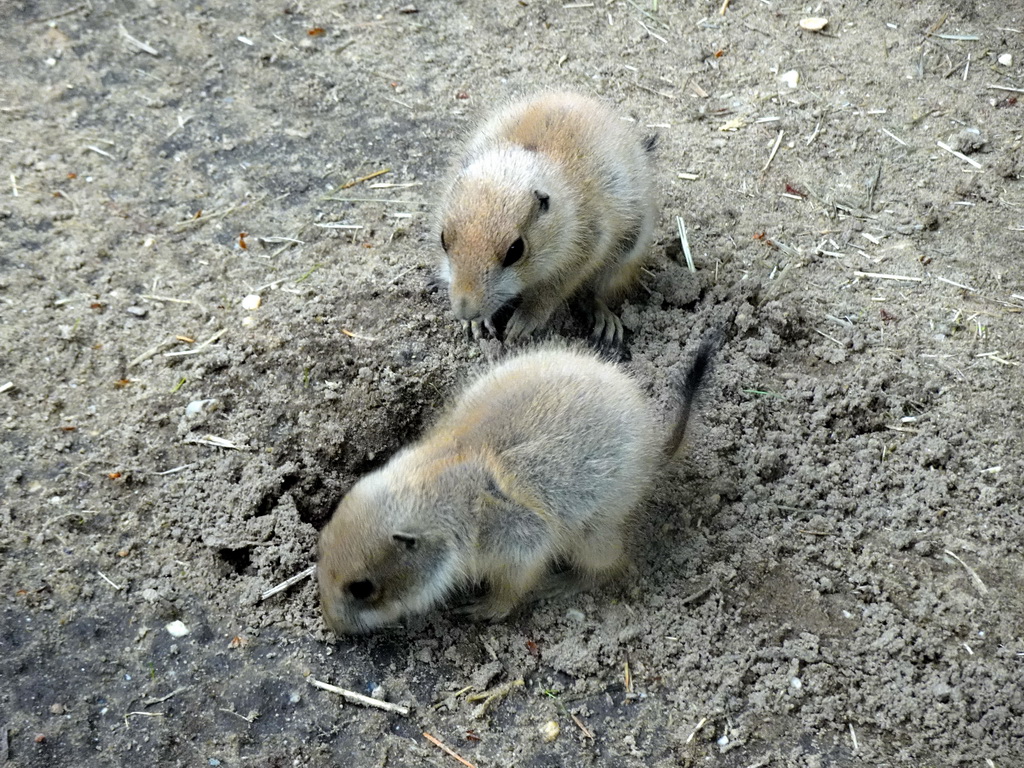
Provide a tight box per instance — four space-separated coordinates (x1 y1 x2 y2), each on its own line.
533 190 550 212
392 532 418 550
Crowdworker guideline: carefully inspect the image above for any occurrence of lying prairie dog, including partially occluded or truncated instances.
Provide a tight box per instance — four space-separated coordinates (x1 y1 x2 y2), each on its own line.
317 340 716 635
437 91 658 345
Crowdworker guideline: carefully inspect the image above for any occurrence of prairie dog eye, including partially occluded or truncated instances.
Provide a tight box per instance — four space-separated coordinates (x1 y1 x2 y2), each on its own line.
347 579 375 601
503 237 525 268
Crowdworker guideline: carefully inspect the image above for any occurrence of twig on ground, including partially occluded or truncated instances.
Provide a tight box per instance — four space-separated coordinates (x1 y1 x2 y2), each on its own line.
986 84 1024 94
676 216 695 273
814 328 844 346
152 464 198 476
220 708 259 724
54 190 79 216
97 570 123 591
685 716 708 744
934 275 976 292
680 584 714 605
853 271 923 282
636 19 667 43
118 23 159 56
260 566 316 601
761 130 784 172
466 678 524 719
140 294 193 304
339 168 390 189
936 140 982 169
164 329 227 357
172 195 267 231
341 329 380 342
128 337 179 368
145 687 190 706
184 435 245 450
423 732 477 768
33 3 90 23
570 711 595 739
309 678 411 715
805 117 823 145
866 163 882 211
323 196 425 205
976 352 1019 366
943 550 989 595
879 127 908 146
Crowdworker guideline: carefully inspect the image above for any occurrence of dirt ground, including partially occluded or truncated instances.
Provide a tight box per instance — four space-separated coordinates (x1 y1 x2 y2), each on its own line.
2 0 1023 765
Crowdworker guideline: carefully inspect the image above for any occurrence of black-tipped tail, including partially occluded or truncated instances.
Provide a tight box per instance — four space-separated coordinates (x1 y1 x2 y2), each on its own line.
665 334 720 457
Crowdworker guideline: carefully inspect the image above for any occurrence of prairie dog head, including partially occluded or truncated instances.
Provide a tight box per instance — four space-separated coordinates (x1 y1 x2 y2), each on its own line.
439 147 573 323
317 469 457 635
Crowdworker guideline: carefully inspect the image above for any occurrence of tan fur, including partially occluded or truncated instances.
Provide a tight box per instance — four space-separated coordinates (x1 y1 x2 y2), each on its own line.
437 92 657 344
317 344 710 635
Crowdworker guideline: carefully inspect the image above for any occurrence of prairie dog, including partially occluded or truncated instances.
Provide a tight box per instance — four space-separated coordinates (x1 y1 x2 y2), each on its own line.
437 91 657 345
317 341 715 635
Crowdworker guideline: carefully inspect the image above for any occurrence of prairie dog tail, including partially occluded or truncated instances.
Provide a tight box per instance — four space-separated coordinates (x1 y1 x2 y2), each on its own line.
665 336 719 458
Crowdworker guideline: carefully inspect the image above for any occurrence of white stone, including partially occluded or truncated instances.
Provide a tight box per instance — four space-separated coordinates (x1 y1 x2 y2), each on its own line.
165 620 190 638
241 293 261 310
799 17 828 31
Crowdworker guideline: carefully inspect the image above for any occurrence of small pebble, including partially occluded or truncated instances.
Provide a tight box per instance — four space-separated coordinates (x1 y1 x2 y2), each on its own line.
185 399 216 418
241 294 261 310
799 17 828 31
539 720 560 742
165 620 190 638
126 306 148 318
779 69 800 88
790 677 803 690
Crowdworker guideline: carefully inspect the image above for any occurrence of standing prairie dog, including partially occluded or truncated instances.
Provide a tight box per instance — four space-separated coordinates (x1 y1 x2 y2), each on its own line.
317 340 715 635
437 91 657 345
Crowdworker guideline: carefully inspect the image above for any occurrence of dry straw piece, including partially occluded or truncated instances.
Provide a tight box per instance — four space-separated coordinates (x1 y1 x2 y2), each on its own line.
309 678 411 716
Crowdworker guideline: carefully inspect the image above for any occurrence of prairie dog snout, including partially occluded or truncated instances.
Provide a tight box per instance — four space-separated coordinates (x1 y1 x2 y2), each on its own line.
317 341 715 635
437 91 657 344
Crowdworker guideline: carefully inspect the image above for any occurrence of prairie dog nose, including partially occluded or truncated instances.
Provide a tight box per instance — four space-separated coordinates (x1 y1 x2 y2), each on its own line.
452 293 482 321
